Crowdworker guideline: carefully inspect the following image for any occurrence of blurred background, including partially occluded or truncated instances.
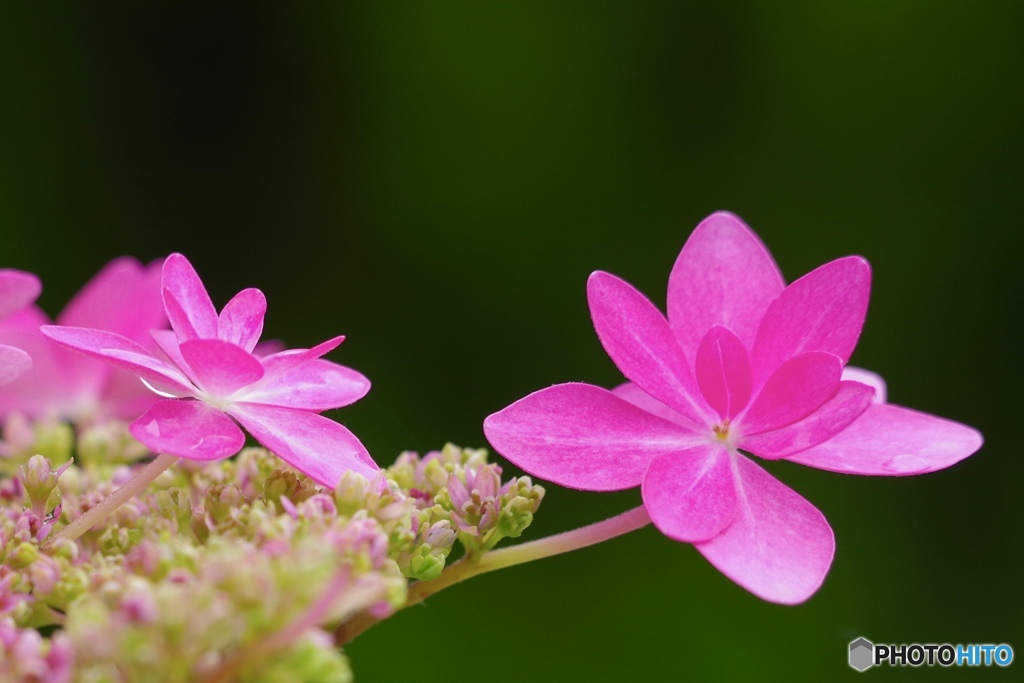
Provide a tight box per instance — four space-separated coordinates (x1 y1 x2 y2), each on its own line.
1 2 1020 680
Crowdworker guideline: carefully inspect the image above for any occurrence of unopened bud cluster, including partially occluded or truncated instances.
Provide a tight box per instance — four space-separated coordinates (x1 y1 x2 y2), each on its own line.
1 420 542 681
389 444 545 558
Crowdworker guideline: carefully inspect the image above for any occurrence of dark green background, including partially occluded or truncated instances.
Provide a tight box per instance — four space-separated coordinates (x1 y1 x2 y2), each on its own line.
1 3 1019 681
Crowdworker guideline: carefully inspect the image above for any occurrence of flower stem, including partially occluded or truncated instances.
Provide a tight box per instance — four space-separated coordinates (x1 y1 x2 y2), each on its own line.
334 504 651 645
42 453 178 552
472 504 652 574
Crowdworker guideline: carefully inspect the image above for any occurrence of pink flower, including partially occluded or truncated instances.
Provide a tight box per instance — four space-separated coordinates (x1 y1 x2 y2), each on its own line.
447 466 501 536
484 212 982 604
0 269 42 386
0 257 166 423
42 253 377 487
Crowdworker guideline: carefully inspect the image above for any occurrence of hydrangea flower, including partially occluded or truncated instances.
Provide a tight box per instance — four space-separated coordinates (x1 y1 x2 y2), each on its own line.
484 212 982 603
0 270 42 386
42 253 376 487
0 257 166 424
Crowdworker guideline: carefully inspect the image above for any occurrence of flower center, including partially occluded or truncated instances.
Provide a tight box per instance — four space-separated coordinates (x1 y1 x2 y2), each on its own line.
711 421 737 449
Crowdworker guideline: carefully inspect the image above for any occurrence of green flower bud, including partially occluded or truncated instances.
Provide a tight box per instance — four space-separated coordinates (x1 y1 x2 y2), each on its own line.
47 537 79 563
242 633 353 683
334 472 371 517
18 454 69 519
31 420 74 465
50 566 90 610
8 541 39 570
386 451 419 491
190 512 210 544
263 470 316 511
406 544 447 581
153 488 193 532
205 484 246 524
497 496 536 539
420 458 451 493
76 421 148 465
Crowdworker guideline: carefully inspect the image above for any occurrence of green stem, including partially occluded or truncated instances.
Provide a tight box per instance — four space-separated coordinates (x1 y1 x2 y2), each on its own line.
334 505 651 645
42 453 178 552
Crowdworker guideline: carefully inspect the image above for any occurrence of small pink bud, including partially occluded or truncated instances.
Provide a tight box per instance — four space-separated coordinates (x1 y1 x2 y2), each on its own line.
28 555 61 597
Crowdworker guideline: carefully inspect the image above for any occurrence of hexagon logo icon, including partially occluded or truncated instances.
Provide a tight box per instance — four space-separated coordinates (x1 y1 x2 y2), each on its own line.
849 637 874 671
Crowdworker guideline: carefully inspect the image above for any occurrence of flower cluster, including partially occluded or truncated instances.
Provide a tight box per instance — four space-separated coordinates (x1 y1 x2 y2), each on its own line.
0 254 546 679
0 212 983 678
387 444 544 558
1 436 537 681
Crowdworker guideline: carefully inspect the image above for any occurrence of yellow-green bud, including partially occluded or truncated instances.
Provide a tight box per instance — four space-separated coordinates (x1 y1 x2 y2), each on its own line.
9 542 39 570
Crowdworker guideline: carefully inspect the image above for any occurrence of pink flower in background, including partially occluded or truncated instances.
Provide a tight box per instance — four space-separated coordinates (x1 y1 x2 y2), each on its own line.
0 269 42 386
43 253 377 487
0 258 166 423
484 212 982 604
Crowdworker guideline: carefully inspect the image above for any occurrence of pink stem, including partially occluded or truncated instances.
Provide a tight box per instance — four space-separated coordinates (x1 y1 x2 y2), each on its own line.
42 453 178 551
334 505 651 645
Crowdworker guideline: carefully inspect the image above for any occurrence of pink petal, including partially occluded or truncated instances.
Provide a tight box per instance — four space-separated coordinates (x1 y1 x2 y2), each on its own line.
695 326 752 420
741 381 876 458
41 326 194 398
151 329 197 384
0 269 42 321
218 288 266 352
228 402 379 486
483 383 702 492
642 446 736 543
587 271 710 430
611 382 691 428
1 259 168 422
259 335 347 378
786 403 982 475
0 308 69 416
667 212 784 361
253 339 286 358
92 367 163 422
0 311 154 422
0 344 31 385
751 256 871 383
57 257 166 343
695 454 834 604
841 366 886 403
243 359 369 411
129 399 245 460
179 339 264 398
740 352 842 435
162 254 218 342
447 473 470 511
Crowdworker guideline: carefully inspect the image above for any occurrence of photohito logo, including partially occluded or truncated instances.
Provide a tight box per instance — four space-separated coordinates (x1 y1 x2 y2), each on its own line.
848 638 1014 671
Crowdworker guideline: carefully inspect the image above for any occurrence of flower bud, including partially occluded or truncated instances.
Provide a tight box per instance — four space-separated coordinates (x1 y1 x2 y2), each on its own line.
8 541 38 570
31 419 74 466
18 455 70 519
263 470 316 511
334 471 371 517
76 421 148 465
152 488 194 536
204 484 245 525
497 477 545 539
29 554 62 597
242 631 352 683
